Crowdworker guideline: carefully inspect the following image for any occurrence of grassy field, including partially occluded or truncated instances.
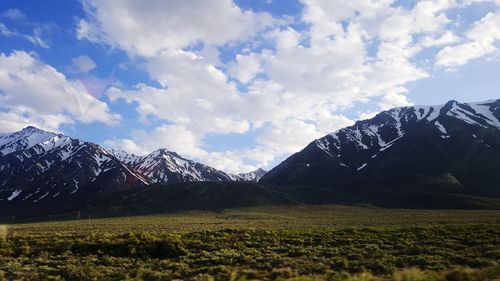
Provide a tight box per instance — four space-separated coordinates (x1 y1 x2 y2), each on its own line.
0 205 499 280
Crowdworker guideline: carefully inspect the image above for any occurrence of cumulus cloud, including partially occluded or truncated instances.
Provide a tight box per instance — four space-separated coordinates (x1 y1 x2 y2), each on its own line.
103 125 259 173
106 50 250 136
79 0 500 172
379 92 413 110
71 55 97 73
0 51 120 133
77 0 275 57
436 11 500 67
228 53 262 84
0 108 72 134
257 117 353 153
421 31 459 47
103 139 149 156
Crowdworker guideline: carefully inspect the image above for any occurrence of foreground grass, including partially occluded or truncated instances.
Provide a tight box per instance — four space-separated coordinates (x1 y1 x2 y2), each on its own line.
0 205 499 280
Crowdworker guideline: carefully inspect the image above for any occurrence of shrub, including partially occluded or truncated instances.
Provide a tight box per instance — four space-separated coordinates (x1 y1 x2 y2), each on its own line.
445 269 474 281
393 268 439 281
192 273 215 281
344 272 378 281
150 238 187 258
0 225 6 241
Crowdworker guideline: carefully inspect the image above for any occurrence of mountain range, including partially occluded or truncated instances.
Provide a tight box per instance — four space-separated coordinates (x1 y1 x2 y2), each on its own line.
0 127 266 204
1 98 500 217
261 99 500 198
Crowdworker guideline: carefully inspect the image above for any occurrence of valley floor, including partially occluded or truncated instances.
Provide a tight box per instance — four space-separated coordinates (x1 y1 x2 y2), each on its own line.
0 205 499 280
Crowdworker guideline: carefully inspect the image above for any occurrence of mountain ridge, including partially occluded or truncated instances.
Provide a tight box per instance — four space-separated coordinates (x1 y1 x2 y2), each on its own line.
0 127 266 204
1 98 499 212
261 99 500 198
111 148 234 184
0 126 150 203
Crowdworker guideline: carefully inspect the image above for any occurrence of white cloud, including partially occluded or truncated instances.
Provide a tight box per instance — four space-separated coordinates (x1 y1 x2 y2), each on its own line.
71 55 97 73
357 110 378 120
436 11 500 67
0 22 50 48
77 0 275 57
131 125 205 157
103 139 149 156
103 125 260 173
107 49 250 136
0 23 14 36
100 0 443 171
257 117 353 154
379 92 412 110
0 51 120 133
25 25 50 48
1 9 26 20
421 31 460 47
81 0 500 172
228 53 262 83
0 107 72 134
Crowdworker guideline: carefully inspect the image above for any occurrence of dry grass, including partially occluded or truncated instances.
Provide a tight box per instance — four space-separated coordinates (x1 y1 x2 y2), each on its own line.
1 206 499 280
0 225 6 240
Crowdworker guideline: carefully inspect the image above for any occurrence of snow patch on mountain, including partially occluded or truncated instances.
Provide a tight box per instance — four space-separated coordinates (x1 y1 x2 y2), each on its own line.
434 121 448 135
109 149 143 166
7 189 21 201
0 127 152 202
315 99 500 171
0 126 57 156
111 148 233 184
231 168 267 182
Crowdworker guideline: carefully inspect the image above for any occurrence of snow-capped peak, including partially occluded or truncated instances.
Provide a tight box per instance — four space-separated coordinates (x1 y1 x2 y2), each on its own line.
232 168 268 182
113 148 232 184
314 99 500 172
446 100 500 130
0 127 151 203
109 149 143 166
0 126 58 156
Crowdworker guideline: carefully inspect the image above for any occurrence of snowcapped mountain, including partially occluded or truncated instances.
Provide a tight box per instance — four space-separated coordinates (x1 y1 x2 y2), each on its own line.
261 99 500 197
111 149 233 184
0 127 267 204
0 127 150 203
231 168 267 182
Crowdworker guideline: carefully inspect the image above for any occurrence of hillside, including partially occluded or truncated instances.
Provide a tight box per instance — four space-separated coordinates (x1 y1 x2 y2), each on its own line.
0 127 263 205
261 99 500 198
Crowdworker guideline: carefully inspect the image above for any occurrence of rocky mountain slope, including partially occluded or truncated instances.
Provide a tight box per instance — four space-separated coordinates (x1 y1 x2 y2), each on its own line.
111 149 234 184
232 168 268 182
0 127 150 203
0 127 262 204
261 99 500 198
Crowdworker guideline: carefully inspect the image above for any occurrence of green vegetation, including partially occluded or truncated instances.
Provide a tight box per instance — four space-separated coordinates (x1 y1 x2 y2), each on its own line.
0 205 499 280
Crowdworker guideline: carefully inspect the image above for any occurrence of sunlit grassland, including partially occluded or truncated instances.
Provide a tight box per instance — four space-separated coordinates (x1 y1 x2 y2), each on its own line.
1 205 499 280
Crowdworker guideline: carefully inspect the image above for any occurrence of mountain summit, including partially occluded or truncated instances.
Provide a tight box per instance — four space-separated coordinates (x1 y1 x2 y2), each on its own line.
261 99 500 198
233 168 268 182
0 127 149 203
111 148 234 184
0 127 261 204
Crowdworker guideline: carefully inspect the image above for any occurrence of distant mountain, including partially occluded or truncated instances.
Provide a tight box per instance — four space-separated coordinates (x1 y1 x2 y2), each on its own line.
0 127 150 203
111 149 233 184
261 99 500 198
231 168 267 182
3 98 500 214
0 127 259 204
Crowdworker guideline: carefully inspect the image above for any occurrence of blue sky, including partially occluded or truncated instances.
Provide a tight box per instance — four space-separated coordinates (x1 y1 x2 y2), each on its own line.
0 0 499 173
